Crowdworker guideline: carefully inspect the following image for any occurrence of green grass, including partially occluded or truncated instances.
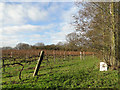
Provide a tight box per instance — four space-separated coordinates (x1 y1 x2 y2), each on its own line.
2 56 119 89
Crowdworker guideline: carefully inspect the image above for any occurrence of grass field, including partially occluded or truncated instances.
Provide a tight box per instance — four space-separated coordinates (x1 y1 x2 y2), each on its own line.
2 56 119 89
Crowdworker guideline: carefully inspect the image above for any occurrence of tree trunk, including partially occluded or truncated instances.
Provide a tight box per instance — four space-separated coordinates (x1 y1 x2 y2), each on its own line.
110 2 116 67
117 2 120 68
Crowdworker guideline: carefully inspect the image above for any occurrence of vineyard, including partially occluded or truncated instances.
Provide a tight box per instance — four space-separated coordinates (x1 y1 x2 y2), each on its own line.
1 49 94 73
1 49 118 89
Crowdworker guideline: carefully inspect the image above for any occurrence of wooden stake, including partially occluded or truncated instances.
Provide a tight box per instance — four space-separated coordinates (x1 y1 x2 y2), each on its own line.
80 51 82 60
53 50 55 63
83 51 85 60
2 59 5 72
33 51 44 77
11 52 13 58
64 51 66 60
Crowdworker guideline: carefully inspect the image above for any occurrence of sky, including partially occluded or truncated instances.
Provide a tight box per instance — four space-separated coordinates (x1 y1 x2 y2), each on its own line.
0 2 79 48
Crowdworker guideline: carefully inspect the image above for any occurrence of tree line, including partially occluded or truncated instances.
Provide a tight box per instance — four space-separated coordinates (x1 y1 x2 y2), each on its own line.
1 42 86 51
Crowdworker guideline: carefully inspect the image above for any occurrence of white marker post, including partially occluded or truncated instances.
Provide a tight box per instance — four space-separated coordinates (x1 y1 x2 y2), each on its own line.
100 62 107 71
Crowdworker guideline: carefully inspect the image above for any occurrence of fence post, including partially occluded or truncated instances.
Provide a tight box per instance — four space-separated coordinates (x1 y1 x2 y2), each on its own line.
60 51 61 61
33 51 44 77
11 52 13 58
82 51 83 60
80 51 82 60
53 50 56 63
2 59 5 72
93 53 94 58
64 51 66 60
69 51 70 60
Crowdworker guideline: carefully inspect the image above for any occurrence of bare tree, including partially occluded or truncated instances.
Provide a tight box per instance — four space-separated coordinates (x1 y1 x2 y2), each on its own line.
68 2 119 69
15 43 31 50
34 42 45 47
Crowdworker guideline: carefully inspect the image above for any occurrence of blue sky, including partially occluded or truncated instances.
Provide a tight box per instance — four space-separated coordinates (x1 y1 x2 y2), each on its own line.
0 2 78 47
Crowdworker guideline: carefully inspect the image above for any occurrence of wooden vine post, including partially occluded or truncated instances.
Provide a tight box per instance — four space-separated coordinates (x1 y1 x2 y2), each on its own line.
53 50 56 63
33 51 44 77
64 51 66 60
83 51 85 60
80 51 82 60
2 59 5 72
11 52 13 57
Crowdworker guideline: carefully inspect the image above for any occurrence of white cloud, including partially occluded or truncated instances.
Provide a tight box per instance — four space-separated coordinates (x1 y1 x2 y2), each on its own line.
2 24 54 35
0 35 21 47
48 5 77 44
27 6 49 21
29 34 46 43
1 3 50 26
3 3 27 25
0 24 54 47
0 3 4 22
0 23 74 47
49 23 75 44
61 5 78 22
